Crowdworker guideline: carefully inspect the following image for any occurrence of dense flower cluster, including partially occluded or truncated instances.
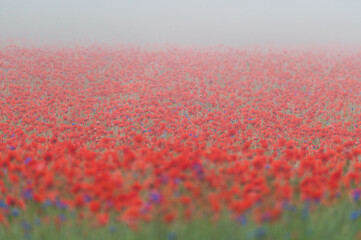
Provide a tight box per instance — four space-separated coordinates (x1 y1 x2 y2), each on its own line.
0 46 361 227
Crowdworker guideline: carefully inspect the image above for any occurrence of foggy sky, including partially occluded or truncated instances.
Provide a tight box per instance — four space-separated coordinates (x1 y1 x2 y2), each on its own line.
1 0 361 47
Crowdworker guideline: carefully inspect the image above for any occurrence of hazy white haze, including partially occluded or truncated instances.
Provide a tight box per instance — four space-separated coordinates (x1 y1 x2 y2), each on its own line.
1 0 361 48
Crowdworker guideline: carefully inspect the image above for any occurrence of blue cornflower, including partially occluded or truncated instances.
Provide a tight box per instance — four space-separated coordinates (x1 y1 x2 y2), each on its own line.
55 199 68 210
254 227 266 238
352 189 361 202
83 194 92 203
21 221 32 231
350 211 360 220
42 199 52 208
173 178 181 185
149 191 162 204
302 205 309 219
236 215 247 225
140 203 151 214
0 200 7 208
23 188 33 200
282 202 296 212
11 208 20 217
167 232 177 240
25 157 32 164
109 225 117 233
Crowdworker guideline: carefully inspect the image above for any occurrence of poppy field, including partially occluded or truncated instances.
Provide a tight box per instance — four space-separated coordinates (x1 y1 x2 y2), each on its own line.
1 45 361 239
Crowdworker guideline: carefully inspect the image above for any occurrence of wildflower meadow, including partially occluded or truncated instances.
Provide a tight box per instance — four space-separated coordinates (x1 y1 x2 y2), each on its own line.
1 45 361 239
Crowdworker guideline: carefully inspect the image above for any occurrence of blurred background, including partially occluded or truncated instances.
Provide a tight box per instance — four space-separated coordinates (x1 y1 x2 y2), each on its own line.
1 0 361 47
